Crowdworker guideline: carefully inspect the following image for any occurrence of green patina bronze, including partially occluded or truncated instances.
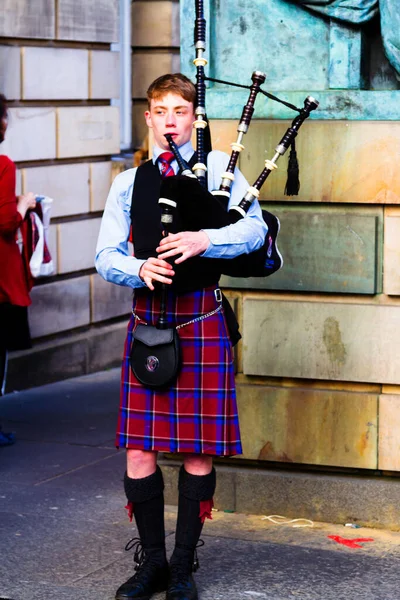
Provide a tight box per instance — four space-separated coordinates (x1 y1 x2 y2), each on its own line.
288 0 400 76
180 0 400 119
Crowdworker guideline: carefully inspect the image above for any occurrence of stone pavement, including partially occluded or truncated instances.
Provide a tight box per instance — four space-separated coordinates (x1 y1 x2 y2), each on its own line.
1 369 400 600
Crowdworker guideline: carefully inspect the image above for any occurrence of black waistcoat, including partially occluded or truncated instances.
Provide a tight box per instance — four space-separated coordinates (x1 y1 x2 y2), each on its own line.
130 155 221 293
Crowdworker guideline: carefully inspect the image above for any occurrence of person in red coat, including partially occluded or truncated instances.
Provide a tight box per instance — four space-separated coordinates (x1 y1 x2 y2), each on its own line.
0 94 36 442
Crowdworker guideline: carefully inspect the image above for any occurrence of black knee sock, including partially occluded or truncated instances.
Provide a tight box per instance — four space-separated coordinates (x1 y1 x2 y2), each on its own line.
124 466 166 565
170 466 216 570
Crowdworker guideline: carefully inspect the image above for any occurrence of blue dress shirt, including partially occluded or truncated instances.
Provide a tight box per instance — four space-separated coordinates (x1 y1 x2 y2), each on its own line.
95 141 267 288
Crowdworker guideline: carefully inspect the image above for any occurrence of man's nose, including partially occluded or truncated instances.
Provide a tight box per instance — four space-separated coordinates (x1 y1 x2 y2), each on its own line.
165 112 176 126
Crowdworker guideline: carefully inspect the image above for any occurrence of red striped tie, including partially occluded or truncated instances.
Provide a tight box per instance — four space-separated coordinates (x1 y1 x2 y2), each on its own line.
158 151 175 178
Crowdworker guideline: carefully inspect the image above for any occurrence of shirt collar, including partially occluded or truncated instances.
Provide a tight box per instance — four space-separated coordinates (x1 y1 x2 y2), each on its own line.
152 140 195 165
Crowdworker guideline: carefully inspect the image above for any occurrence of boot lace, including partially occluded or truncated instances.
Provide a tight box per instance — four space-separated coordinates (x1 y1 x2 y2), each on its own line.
192 539 204 572
124 536 164 585
125 537 145 571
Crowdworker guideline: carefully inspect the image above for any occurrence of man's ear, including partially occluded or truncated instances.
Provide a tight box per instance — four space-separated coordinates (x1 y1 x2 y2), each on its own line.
144 110 152 128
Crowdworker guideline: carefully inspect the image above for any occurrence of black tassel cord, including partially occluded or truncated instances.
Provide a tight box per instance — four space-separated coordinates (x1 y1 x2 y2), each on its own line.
284 139 300 196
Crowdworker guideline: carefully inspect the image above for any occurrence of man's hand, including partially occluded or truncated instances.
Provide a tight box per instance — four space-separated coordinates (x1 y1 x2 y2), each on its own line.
156 231 210 264
139 257 175 291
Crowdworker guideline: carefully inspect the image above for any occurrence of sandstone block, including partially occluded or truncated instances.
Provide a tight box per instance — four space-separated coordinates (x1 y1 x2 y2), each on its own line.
7 323 127 390
29 276 90 338
15 170 22 196
90 162 113 212
384 212 400 295
23 163 90 218
132 1 180 47
0 0 54 38
90 50 120 99
57 106 120 158
87 322 127 373
57 0 119 43
0 107 56 162
7 336 88 390
241 121 400 204
222 205 382 294
233 468 400 529
91 274 132 322
243 298 400 385
58 218 101 273
0 46 21 100
378 394 400 471
237 383 378 469
22 47 88 100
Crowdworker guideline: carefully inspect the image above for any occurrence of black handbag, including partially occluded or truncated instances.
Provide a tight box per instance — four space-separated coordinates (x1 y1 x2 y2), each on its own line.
129 323 182 389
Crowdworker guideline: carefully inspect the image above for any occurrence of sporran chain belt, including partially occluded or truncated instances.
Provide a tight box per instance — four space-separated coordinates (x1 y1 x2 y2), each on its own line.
131 288 223 331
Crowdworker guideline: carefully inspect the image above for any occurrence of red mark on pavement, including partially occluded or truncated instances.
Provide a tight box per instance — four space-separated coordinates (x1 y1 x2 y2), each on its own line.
328 535 374 549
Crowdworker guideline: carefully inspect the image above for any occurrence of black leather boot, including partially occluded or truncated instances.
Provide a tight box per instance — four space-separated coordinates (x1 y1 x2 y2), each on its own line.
116 538 169 600
116 466 168 600
167 467 216 600
166 544 203 600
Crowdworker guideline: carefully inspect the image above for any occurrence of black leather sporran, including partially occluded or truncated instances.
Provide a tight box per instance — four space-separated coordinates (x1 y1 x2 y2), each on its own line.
129 323 181 389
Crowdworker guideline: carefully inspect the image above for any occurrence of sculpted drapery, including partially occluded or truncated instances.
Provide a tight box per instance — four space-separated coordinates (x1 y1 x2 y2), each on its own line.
286 0 400 76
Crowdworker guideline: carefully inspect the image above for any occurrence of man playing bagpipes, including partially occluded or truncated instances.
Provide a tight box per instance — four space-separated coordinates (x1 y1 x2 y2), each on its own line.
95 72 279 600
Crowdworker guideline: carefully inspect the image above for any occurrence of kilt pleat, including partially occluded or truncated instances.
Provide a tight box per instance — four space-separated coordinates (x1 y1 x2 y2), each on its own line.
117 286 242 457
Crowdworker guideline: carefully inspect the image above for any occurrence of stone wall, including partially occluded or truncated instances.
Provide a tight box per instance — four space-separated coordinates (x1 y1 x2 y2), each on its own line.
0 0 125 386
2 0 181 388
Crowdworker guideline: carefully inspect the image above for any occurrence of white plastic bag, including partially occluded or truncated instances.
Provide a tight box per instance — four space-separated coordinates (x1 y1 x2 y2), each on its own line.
29 195 55 278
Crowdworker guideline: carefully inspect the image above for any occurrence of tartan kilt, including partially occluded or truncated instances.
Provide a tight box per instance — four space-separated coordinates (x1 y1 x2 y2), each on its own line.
117 285 242 457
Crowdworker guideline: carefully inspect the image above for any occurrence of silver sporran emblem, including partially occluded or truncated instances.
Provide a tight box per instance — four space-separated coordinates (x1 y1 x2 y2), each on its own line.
146 355 159 372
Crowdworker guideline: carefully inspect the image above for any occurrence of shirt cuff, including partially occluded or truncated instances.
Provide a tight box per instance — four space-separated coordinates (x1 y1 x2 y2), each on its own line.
126 258 147 288
200 227 247 258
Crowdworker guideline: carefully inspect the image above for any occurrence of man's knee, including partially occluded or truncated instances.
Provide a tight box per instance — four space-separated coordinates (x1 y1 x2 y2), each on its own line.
183 453 213 475
126 449 158 478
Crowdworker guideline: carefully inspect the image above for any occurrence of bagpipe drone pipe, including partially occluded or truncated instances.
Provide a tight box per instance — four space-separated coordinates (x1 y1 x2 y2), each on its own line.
159 0 319 280
159 102 319 278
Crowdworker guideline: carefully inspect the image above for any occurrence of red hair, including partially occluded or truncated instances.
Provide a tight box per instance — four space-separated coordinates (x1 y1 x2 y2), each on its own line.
146 74 196 108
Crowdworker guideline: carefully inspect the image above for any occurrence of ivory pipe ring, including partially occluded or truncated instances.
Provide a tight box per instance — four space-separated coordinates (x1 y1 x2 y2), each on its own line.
247 186 260 198
230 142 245 152
193 58 208 67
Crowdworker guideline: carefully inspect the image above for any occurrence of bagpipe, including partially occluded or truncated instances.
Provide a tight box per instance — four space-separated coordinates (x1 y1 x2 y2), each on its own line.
158 0 319 279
